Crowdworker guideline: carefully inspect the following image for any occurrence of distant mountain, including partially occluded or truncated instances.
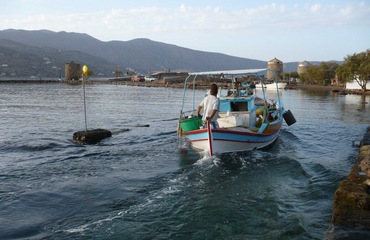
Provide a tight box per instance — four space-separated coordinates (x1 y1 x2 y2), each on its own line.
0 38 115 77
0 29 271 78
0 29 341 79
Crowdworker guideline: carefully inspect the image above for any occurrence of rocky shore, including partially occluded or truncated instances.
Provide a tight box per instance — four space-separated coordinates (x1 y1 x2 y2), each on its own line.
325 127 370 239
332 127 370 226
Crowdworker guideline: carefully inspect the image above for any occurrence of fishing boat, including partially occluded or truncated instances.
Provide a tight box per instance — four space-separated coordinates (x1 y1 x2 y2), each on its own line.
177 68 296 155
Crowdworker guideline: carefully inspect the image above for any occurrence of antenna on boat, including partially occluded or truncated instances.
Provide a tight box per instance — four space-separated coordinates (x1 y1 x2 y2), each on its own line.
268 68 281 107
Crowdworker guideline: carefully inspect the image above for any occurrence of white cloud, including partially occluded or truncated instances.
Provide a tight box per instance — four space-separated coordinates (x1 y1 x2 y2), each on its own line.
309 3 321 13
1 2 367 36
0 1 369 61
339 6 353 16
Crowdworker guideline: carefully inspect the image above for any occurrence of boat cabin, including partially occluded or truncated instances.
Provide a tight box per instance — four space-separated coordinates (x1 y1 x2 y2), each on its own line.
217 96 257 129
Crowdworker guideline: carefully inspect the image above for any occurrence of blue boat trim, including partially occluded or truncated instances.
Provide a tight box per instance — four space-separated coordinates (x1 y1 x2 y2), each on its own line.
178 68 294 154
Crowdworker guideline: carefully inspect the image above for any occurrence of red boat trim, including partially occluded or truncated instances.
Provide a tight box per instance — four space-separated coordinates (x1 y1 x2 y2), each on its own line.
207 121 214 156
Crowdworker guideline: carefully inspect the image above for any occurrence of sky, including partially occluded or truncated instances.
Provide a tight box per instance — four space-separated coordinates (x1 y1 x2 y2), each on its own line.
0 0 369 62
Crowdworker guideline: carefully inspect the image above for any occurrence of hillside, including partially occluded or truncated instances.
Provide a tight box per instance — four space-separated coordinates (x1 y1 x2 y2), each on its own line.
0 38 115 77
0 29 272 78
0 29 337 79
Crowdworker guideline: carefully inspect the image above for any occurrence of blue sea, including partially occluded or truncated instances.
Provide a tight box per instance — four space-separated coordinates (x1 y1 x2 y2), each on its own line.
0 83 369 239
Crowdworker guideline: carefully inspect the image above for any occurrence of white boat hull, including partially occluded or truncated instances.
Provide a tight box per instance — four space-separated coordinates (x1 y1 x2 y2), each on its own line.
191 137 278 153
255 82 287 89
183 121 282 154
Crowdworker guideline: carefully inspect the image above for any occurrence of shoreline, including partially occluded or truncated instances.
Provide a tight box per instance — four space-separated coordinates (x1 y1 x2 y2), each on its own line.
1 79 368 95
325 127 370 238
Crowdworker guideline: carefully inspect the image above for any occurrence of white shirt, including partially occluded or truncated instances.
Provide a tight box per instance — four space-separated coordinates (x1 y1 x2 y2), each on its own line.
199 95 219 122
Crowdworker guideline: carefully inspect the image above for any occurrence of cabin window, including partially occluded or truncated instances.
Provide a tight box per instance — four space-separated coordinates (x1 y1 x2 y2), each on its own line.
232 102 248 111
219 100 249 112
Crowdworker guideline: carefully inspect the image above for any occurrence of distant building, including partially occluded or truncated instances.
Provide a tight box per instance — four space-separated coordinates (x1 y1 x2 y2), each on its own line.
267 58 283 80
65 61 81 81
345 77 370 90
297 60 311 76
151 71 189 84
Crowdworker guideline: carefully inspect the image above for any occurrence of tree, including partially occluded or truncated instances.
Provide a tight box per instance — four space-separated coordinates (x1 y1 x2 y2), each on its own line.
299 62 339 85
320 62 339 81
283 71 299 80
336 49 370 91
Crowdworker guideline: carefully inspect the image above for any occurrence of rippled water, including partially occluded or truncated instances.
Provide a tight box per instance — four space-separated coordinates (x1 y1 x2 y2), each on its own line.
0 83 369 239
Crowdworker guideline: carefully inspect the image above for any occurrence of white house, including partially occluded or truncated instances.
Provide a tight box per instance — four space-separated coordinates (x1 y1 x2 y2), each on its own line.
346 77 370 90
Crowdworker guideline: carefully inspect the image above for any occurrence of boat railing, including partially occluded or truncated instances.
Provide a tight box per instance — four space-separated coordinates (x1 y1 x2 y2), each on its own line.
180 68 282 120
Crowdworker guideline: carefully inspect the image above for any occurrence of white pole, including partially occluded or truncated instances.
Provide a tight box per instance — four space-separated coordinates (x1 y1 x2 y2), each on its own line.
83 75 87 131
82 65 89 132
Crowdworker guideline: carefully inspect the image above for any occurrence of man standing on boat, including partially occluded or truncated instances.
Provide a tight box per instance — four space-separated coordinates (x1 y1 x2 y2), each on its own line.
196 84 220 129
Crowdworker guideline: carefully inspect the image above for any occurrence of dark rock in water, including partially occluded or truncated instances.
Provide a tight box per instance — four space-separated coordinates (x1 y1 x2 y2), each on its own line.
73 129 112 144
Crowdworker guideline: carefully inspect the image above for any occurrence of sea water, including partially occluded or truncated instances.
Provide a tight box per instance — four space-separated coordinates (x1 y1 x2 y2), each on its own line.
0 83 369 239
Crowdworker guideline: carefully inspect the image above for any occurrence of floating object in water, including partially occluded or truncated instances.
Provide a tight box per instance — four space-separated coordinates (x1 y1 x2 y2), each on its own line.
111 129 130 135
136 124 150 127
